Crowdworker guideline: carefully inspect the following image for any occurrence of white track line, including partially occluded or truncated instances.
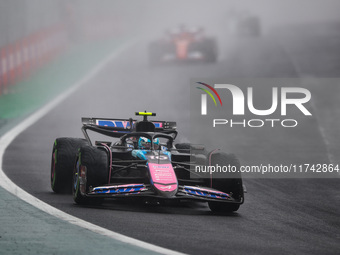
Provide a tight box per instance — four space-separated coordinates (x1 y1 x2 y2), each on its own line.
0 41 185 255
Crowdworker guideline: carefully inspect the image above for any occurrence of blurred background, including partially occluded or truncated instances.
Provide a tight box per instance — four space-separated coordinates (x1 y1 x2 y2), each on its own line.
1 0 340 77
1 0 340 90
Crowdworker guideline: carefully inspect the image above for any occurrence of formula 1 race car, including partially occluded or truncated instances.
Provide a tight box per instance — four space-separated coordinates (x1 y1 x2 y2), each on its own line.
149 25 218 65
51 112 244 213
226 10 261 37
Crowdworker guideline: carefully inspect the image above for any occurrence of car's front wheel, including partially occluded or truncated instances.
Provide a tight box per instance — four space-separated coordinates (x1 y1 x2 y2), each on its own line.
72 146 109 205
206 152 243 213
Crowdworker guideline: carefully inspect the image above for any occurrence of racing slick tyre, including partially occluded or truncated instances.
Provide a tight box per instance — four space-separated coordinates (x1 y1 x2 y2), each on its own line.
51 138 89 194
73 146 109 205
206 152 243 213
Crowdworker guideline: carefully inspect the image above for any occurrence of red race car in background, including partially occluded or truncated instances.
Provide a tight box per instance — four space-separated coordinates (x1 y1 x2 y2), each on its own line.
149 25 218 65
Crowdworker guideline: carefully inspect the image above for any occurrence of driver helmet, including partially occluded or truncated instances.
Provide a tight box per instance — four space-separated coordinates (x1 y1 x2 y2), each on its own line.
138 137 160 150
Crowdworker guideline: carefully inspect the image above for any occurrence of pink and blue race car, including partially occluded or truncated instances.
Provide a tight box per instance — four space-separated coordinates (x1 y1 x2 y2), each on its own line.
51 112 244 212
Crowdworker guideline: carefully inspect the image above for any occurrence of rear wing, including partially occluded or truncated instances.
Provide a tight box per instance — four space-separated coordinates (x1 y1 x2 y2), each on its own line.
81 117 176 138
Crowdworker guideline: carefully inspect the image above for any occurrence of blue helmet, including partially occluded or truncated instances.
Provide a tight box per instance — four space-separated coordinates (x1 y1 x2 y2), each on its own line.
138 137 160 149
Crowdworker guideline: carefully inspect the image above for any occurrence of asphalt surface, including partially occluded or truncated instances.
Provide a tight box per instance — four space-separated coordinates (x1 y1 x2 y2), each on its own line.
3 30 340 254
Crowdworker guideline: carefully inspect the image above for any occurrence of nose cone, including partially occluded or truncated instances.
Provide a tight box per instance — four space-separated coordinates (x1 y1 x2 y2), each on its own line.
148 163 178 197
154 183 178 198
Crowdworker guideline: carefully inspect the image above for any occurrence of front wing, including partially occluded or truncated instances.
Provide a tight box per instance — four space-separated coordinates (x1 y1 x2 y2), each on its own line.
87 183 243 204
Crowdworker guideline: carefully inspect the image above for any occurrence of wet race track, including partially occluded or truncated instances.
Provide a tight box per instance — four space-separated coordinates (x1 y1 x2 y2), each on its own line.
3 30 340 255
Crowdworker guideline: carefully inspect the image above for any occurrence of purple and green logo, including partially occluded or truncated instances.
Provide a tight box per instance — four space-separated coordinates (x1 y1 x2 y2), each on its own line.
196 82 222 115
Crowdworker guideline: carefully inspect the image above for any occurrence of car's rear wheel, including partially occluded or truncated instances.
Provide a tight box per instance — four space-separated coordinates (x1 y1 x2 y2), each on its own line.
206 152 243 213
73 146 109 205
51 138 89 194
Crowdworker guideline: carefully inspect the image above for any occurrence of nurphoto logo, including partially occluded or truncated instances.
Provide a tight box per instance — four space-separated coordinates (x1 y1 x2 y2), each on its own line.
196 82 312 128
